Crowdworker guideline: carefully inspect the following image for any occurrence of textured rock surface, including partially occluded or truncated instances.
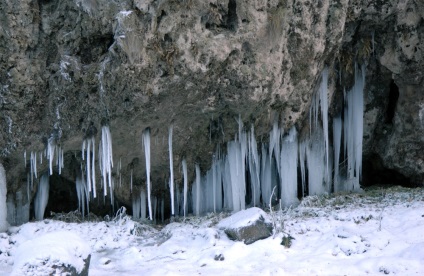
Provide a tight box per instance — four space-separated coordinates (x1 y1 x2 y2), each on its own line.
0 0 423 216
217 207 272 244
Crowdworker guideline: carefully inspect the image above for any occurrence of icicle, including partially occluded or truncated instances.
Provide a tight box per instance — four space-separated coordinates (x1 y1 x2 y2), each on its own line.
140 189 147 219
298 140 307 197
34 173 49 220
143 128 153 220
212 156 216 212
306 128 327 195
100 126 113 196
182 159 188 218
47 138 55 175
40 151 43 164
132 195 140 219
261 144 272 206
91 137 96 198
344 64 365 191
227 140 245 212
168 125 175 216
27 173 30 205
269 121 281 174
76 172 89 217
320 68 330 185
249 125 260 207
24 151 27 167
87 140 92 193
130 169 133 193
280 127 299 207
195 164 201 216
333 115 342 192
57 146 62 175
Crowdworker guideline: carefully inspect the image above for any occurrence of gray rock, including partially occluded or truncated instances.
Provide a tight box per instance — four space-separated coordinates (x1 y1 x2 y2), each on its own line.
0 0 423 217
217 207 272 245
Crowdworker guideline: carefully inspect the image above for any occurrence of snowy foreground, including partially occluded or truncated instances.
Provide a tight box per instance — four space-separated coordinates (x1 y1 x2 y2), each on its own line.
1 186 424 275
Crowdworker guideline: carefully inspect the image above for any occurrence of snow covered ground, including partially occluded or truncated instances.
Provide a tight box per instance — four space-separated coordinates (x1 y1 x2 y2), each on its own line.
1 186 423 275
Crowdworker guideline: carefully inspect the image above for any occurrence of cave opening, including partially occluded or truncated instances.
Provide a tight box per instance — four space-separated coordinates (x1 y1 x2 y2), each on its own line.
385 79 399 124
362 154 413 188
37 173 78 219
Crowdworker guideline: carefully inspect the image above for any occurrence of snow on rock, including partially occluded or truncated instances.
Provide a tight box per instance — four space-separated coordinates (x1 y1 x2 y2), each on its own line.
217 207 272 244
11 231 91 276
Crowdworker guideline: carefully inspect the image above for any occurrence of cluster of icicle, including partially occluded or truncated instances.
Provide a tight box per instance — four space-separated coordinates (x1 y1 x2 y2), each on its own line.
24 138 63 220
77 126 114 217
27 65 365 221
133 65 365 220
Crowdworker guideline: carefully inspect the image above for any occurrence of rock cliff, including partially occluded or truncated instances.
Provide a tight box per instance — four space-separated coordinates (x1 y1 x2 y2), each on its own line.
0 0 423 220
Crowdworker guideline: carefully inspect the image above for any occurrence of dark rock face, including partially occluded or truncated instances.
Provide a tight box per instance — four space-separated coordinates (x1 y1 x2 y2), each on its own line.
217 207 272 245
0 0 423 218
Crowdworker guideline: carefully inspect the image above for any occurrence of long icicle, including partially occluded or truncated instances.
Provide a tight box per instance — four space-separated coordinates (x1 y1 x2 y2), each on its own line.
143 128 153 220
182 159 188 218
168 125 175 216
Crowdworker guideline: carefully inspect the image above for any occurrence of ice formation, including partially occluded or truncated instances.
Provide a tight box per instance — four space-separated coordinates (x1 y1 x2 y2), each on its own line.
168 125 175 216
182 159 188 218
143 128 153 220
132 190 147 220
0 163 7 231
100 126 113 197
342 64 365 191
333 115 342 191
75 173 89 217
280 127 299 207
15 65 365 221
83 137 96 198
34 173 49 221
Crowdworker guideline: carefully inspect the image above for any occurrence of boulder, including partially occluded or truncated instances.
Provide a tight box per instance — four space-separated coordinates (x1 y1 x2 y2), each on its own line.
12 231 91 276
217 207 272 245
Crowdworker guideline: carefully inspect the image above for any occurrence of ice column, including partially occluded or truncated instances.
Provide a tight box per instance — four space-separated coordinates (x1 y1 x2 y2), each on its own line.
34 173 49 221
100 126 113 197
344 64 365 191
280 127 299 207
143 128 153 220
168 125 175 216
0 163 7 231
333 115 342 191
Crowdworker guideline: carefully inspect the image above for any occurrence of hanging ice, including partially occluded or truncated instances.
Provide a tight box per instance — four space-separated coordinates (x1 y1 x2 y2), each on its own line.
280 127 299 207
143 128 153 220
260 144 272 206
248 125 260 207
0 163 7 231
343 64 365 191
194 164 201 216
100 126 113 197
83 137 96 198
34 173 49 221
168 125 175 216
333 115 342 191
76 172 89 217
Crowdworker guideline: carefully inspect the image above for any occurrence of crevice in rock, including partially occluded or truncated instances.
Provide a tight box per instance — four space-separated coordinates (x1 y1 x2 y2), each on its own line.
385 79 399 124
227 0 238 31
157 10 167 27
79 34 114 64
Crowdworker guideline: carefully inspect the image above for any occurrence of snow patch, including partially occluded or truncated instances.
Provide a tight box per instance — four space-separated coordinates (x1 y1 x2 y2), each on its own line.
217 207 271 229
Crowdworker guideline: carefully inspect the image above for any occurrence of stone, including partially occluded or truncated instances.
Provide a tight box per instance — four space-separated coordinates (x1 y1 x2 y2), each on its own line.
12 231 91 276
217 207 272 245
